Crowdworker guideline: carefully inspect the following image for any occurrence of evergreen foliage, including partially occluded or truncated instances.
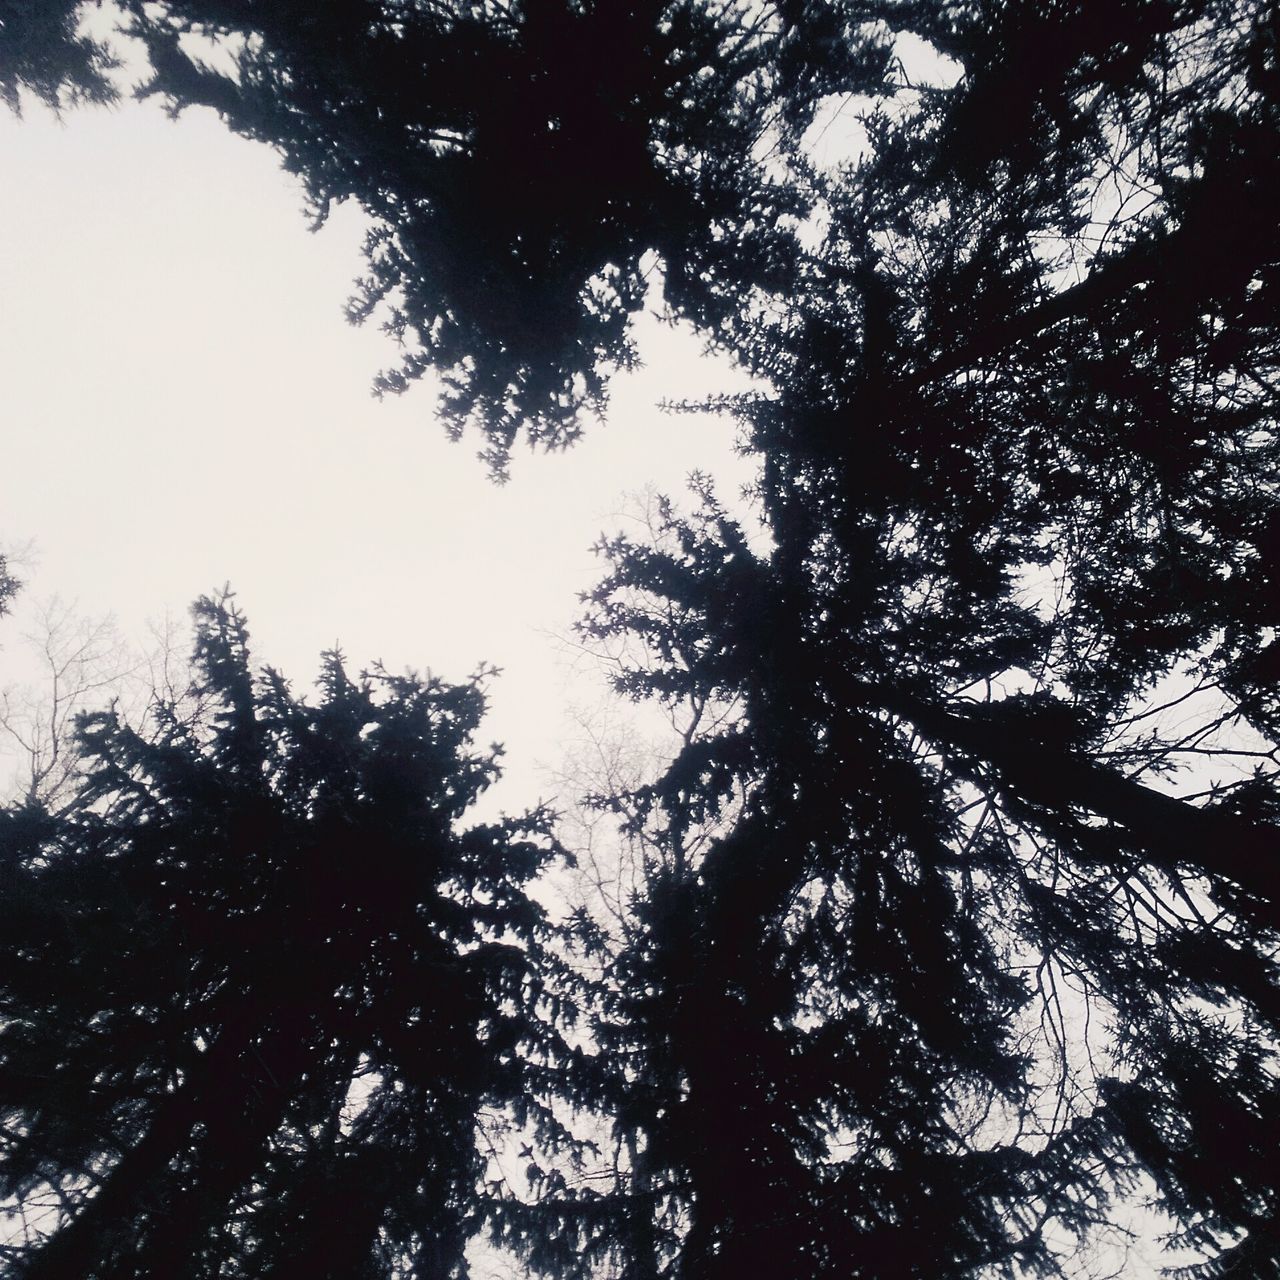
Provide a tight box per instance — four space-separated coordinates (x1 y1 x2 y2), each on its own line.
565 2 1280 1273
1 1 1279 1277
0 559 15 618
0 0 117 113
0 594 576 1278
3 0 897 470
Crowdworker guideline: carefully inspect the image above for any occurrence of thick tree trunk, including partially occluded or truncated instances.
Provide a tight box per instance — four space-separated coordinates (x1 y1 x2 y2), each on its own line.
103 1023 316 1280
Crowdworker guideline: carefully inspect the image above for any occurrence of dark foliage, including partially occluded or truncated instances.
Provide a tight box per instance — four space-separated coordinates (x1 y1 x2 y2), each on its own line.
2 2 1279 1278
0 558 16 618
566 2 1280 1275
0 593 576 1279
3 0 899 469
0 0 117 113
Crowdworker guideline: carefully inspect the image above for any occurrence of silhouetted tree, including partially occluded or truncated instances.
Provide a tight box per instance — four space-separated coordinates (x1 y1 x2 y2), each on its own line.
3 2 1279 1277
0 0 118 113
0 558 16 619
564 3 1280 1273
576 474 1279 1278
0 592 579 1279
1 0 898 469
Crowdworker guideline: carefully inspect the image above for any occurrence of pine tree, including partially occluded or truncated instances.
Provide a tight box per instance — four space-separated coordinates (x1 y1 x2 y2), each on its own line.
0 593 577 1279
568 3 1280 1273
3 1 1279 1276
2 0 898 469
0 558 16 619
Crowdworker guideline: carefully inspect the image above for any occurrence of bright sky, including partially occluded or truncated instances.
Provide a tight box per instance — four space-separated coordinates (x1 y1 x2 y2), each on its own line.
0 91 760 812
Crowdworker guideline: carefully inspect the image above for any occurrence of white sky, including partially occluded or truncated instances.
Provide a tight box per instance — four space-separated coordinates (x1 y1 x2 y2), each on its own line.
0 92 760 812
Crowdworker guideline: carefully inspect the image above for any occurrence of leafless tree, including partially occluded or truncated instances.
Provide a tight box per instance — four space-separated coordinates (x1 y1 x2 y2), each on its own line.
0 596 143 806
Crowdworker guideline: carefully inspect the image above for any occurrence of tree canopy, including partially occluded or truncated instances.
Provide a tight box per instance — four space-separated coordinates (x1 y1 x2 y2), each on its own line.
0 594 577 1278
2 1 1279 1277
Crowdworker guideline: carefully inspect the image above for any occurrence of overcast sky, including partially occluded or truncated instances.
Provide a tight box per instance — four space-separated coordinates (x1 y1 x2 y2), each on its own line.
0 91 761 811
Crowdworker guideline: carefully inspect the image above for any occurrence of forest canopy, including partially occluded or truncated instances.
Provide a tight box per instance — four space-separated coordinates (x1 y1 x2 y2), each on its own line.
1 2 1279 1278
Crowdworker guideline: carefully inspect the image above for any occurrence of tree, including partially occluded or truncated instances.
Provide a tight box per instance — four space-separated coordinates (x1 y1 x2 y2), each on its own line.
1 0 897 470
565 3 1280 1273
0 592 579 1279
0 0 118 114
576 477 1279 1278
0 556 16 620
1 598 141 807
3 1 1279 1277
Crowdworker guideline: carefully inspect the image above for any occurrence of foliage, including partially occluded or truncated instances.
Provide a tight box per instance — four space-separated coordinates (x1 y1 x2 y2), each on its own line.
0 558 16 619
566 2 1280 1275
0 593 576 1279
0 0 118 114
3 0 899 470
2 1 1279 1277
